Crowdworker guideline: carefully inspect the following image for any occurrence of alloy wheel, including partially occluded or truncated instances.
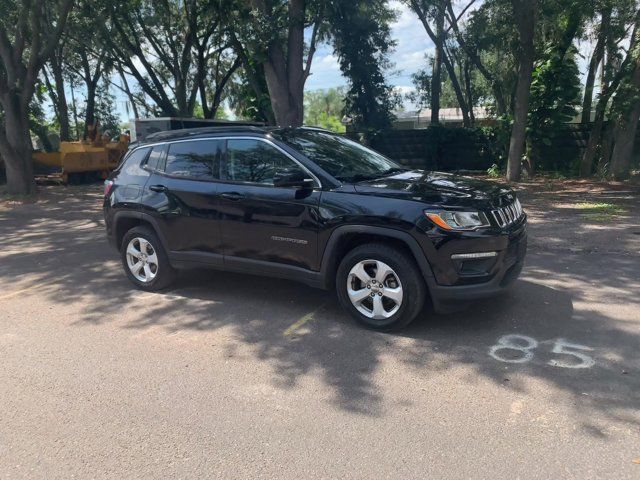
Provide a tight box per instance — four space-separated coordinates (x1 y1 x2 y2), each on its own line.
347 259 403 320
125 237 159 283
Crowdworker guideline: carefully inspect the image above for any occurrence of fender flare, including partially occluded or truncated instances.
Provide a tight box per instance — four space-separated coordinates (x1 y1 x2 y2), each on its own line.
112 210 170 253
319 225 435 287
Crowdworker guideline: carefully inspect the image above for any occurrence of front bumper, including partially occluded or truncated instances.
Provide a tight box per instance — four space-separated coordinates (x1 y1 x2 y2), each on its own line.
424 222 528 313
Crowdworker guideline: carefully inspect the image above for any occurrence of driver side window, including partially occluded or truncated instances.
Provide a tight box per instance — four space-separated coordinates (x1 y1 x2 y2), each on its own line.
225 139 304 185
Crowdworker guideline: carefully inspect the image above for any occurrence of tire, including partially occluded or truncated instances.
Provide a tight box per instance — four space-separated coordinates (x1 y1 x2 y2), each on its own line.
336 243 426 331
120 225 176 291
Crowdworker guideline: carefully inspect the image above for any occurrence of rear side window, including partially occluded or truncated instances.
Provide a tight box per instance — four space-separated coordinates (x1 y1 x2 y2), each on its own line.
121 147 151 175
145 145 166 171
164 140 221 180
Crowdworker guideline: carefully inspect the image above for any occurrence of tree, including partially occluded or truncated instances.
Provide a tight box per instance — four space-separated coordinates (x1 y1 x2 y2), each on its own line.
228 0 397 131
446 0 511 116
505 0 537 182
80 82 120 138
228 0 322 126
99 0 239 119
408 0 448 124
526 45 581 172
609 23 640 179
580 7 640 177
328 0 399 135
406 0 453 124
42 41 71 141
581 4 611 123
0 0 74 195
524 0 586 173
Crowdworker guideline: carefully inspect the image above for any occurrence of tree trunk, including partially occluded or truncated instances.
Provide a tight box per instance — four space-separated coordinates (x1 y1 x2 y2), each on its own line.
582 9 609 124
442 52 470 127
506 0 536 182
445 1 507 116
261 0 305 127
610 104 640 180
463 59 475 124
51 58 71 141
118 70 140 119
69 78 81 140
580 106 607 176
263 59 303 126
0 98 35 195
83 85 97 140
610 58 640 179
430 1 445 124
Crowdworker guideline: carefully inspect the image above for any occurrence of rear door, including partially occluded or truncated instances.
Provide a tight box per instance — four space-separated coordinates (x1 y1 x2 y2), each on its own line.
217 138 321 270
143 139 224 259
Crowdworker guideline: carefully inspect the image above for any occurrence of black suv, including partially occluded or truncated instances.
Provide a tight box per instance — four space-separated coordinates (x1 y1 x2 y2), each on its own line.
104 126 526 330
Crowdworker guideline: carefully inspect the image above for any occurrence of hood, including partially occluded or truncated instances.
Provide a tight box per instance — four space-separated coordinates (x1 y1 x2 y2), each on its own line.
353 170 516 210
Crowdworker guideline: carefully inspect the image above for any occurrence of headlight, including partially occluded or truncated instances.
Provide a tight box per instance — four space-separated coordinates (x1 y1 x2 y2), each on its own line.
425 210 490 231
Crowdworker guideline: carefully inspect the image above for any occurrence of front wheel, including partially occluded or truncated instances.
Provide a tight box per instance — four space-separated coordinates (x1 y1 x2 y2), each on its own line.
336 244 426 331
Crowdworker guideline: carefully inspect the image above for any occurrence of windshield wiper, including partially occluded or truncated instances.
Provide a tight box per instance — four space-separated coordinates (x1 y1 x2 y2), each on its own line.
340 173 379 183
337 168 409 183
381 167 409 176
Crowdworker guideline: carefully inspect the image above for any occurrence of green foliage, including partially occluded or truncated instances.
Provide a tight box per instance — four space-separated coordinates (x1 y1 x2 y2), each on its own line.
527 45 581 159
29 84 54 151
407 67 433 108
226 67 274 123
487 163 501 177
80 83 121 138
408 54 493 111
304 88 346 132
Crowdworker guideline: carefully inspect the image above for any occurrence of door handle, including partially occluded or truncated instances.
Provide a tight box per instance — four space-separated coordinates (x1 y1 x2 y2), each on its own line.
220 192 245 201
149 184 168 193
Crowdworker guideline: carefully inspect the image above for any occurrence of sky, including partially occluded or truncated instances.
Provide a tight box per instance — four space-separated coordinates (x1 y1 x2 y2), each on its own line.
304 1 433 94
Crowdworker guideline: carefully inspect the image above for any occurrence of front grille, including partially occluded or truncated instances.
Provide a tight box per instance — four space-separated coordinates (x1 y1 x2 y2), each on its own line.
491 198 524 227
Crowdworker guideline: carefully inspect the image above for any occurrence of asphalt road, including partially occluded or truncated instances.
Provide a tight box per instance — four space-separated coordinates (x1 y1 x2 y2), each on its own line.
0 184 639 479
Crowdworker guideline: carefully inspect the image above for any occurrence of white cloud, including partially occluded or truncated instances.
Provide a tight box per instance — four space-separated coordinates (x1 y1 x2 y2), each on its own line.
305 4 430 92
393 85 416 95
315 53 340 70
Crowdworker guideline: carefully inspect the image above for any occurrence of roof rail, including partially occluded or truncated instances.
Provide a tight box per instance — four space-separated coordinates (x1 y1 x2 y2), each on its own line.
144 125 267 142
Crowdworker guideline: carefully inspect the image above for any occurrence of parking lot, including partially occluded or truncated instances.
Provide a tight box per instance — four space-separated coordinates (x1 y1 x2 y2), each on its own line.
1 180 639 479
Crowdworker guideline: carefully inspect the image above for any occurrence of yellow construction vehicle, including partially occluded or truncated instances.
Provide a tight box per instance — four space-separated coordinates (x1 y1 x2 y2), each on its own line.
33 133 130 184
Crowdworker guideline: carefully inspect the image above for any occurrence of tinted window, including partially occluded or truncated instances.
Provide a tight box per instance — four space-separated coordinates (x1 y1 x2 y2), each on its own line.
121 147 151 175
165 140 220 179
225 139 305 185
145 145 165 171
275 130 403 182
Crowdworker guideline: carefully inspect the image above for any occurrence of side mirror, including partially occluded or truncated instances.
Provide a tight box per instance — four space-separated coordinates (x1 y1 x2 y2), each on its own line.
273 170 314 189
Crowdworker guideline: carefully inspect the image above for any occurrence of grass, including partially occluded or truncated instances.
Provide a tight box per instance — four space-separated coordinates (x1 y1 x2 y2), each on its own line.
576 202 627 222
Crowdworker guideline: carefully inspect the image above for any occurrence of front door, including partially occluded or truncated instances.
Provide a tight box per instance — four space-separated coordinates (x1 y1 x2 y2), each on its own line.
217 138 321 270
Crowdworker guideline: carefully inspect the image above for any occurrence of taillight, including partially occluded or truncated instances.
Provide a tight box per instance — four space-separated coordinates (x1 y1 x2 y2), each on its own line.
104 180 114 197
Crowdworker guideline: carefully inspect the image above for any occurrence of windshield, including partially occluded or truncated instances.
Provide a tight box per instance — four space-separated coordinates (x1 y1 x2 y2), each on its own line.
275 130 405 182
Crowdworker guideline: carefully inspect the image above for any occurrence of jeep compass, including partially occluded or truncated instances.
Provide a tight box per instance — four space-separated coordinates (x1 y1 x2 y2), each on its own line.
104 126 527 330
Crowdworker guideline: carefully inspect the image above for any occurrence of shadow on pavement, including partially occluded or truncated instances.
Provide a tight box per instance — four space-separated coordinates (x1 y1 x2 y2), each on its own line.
0 185 638 435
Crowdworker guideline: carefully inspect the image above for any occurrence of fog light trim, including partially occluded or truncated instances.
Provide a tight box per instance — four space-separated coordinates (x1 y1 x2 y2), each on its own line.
451 252 498 260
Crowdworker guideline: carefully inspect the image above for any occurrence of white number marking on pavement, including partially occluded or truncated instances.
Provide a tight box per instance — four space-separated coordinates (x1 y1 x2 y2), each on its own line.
489 335 595 368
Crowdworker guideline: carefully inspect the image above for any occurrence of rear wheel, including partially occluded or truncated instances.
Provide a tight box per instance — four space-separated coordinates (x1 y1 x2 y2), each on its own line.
336 243 426 331
121 226 176 291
